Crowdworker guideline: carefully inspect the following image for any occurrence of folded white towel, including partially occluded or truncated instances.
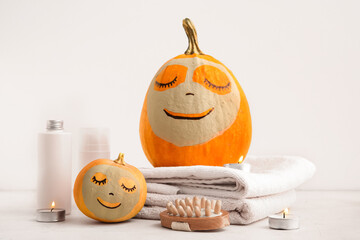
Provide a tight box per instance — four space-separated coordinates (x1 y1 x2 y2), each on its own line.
136 190 296 224
140 156 316 199
146 183 180 195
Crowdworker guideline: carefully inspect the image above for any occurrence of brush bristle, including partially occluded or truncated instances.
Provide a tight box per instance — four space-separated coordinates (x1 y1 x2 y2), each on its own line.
166 196 222 218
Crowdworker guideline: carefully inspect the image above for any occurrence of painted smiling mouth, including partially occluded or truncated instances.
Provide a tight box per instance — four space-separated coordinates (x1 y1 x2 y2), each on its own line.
97 197 121 209
163 107 214 120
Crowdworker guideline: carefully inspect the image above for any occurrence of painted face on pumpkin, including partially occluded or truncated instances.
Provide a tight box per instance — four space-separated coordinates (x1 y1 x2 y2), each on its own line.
147 57 241 147
81 164 140 220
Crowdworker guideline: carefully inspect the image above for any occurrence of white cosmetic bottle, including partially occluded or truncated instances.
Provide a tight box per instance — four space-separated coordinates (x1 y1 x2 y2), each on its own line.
37 120 72 214
79 128 110 168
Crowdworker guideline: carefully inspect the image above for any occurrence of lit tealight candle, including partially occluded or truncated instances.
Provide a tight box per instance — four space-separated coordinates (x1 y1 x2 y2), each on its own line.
268 208 299 230
223 156 251 172
36 201 65 222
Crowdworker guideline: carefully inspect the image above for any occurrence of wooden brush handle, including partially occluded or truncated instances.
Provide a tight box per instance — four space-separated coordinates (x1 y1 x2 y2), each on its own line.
160 210 230 231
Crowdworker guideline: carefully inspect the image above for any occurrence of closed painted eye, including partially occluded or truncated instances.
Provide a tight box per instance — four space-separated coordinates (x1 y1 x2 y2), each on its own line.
121 183 136 192
193 65 231 95
204 78 231 91
154 65 187 91
155 76 178 89
119 177 137 194
91 172 107 186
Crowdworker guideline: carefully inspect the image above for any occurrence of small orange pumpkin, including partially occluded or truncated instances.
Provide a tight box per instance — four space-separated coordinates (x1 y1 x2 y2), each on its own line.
139 18 252 167
73 153 147 222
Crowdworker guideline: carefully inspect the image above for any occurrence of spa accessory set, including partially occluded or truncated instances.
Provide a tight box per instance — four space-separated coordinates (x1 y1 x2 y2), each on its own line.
36 18 315 232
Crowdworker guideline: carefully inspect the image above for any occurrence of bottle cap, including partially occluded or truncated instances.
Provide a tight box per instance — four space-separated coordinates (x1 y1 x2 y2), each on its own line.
47 120 64 130
79 128 110 152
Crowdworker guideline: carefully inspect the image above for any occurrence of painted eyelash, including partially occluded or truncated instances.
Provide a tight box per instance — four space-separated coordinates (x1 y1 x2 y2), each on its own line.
204 78 231 91
155 76 177 88
92 176 107 185
121 183 136 192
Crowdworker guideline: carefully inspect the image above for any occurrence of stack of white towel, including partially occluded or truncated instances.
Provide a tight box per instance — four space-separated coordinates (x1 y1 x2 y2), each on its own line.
136 156 316 224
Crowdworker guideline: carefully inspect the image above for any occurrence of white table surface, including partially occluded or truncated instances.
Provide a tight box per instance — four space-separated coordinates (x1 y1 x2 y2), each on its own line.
0 190 359 240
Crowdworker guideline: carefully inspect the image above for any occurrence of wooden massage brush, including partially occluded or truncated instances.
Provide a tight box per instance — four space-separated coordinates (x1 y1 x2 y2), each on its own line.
160 196 230 231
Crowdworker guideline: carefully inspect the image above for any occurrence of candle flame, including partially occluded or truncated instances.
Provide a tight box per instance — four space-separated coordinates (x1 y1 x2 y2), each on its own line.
238 156 244 164
284 208 289 215
51 201 55 209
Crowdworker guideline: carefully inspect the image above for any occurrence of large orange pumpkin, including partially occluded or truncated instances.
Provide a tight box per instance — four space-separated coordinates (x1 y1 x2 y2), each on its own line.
140 18 251 167
73 153 147 222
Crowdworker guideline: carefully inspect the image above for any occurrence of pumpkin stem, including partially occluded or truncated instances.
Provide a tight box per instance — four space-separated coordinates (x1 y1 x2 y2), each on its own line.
183 18 204 55
114 153 125 165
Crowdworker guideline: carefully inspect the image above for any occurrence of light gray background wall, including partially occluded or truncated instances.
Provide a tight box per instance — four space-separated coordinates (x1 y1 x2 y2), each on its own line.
0 0 359 190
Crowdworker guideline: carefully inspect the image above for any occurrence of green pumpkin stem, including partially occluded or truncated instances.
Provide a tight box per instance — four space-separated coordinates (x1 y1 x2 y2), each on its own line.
114 153 125 165
183 18 204 55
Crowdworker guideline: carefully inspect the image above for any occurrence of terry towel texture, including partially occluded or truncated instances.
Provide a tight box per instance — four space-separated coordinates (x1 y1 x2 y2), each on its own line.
137 190 296 225
136 156 316 224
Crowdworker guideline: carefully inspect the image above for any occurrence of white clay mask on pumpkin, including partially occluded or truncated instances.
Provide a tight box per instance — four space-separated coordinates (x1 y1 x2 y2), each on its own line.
147 57 240 147
81 164 141 220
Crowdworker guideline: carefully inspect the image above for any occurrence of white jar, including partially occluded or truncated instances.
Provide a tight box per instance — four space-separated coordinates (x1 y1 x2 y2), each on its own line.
79 128 110 168
37 120 72 214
